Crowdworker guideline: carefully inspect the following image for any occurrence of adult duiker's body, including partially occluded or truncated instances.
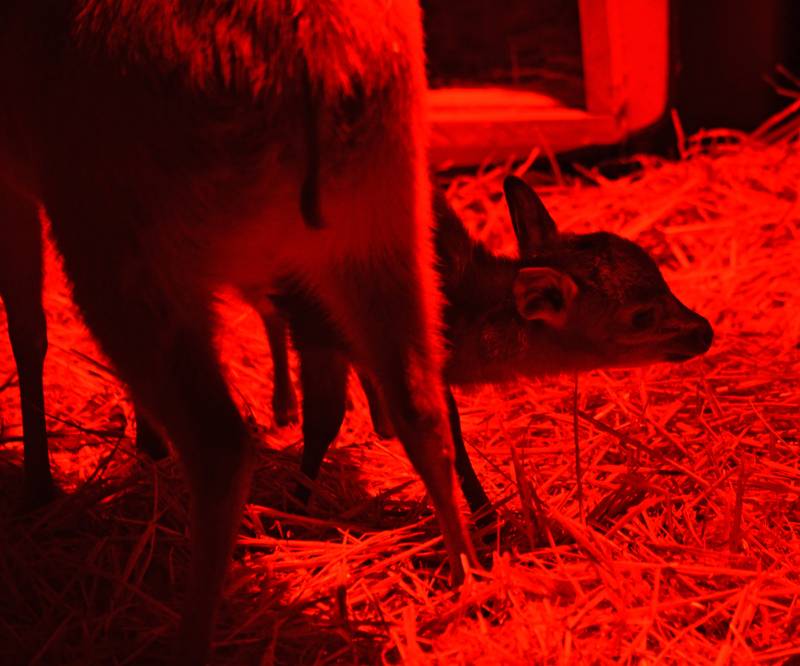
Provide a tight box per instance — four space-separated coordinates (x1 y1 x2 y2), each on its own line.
0 1 476 661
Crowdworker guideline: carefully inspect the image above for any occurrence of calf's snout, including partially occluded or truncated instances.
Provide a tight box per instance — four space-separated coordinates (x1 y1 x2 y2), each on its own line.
667 314 713 361
692 316 714 352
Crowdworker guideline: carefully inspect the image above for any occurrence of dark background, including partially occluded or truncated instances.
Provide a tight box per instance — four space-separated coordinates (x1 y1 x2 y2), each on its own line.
422 0 800 155
672 0 800 135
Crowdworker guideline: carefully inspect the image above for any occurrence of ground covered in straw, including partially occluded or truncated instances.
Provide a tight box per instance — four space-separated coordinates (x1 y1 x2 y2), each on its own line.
2 108 800 664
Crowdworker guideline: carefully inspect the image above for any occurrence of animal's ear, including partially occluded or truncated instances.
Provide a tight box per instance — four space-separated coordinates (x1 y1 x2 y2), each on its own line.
503 176 558 257
513 267 577 328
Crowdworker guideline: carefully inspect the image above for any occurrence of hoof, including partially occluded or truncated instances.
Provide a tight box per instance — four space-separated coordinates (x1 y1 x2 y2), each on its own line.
274 407 300 427
272 398 300 428
273 393 300 427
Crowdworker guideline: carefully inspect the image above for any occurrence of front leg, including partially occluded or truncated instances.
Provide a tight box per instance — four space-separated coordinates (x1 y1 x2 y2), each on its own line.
260 311 299 426
445 386 493 523
293 345 349 507
0 186 54 508
355 368 395 439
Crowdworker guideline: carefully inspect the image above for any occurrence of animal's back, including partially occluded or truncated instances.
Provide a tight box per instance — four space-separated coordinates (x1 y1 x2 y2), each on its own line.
0 4 480 661
74 0 424 102
2 0 430 301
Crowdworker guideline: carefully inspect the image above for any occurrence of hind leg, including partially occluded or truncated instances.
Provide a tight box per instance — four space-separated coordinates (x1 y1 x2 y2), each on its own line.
356 370 489 519
46 209 252 663
307 136 477 576
83 295 250 663
260 310 299 426
360 371 490 522
132 325 252 664
0 186 53 507
318 259 478 580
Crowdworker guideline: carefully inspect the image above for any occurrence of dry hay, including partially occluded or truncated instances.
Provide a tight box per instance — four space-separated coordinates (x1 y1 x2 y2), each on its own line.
1 102 800 664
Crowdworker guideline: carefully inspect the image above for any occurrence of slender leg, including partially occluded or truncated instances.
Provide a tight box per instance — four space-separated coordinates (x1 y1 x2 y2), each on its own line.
366 334 477 580
293 345 348 506
260 311 299 426
355 368 395 439
0 187 53 507
318 261 479 581
102 311 251 665
298 104 479 576
46 202 253 665
445 387 493 525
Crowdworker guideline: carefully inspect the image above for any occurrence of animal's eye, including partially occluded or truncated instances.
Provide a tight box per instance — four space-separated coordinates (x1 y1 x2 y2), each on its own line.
631 307 656 331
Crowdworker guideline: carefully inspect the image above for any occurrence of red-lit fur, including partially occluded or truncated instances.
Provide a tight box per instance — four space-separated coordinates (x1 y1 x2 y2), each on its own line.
275 180 713 519
0 1 477 662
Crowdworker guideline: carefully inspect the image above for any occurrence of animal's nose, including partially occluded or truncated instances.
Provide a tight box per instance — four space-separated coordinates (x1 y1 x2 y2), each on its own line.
693 318 714 352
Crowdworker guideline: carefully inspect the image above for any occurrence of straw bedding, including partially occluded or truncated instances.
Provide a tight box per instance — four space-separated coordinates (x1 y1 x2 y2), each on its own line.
1 104 799 664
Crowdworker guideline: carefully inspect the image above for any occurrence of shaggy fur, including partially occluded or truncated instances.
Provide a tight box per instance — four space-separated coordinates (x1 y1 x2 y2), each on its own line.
1 2 476 662
74 0 420 100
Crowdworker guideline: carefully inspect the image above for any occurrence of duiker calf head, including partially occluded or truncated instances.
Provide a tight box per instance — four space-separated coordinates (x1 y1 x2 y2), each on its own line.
505 176 713 372
446 177 713 383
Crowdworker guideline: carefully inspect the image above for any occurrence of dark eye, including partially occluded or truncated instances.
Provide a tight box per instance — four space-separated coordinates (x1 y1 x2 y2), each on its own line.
631 307 656 331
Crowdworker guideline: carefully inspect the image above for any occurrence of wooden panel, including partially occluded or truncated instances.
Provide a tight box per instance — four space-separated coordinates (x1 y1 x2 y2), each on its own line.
428 88 619 165
429 0 670 165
